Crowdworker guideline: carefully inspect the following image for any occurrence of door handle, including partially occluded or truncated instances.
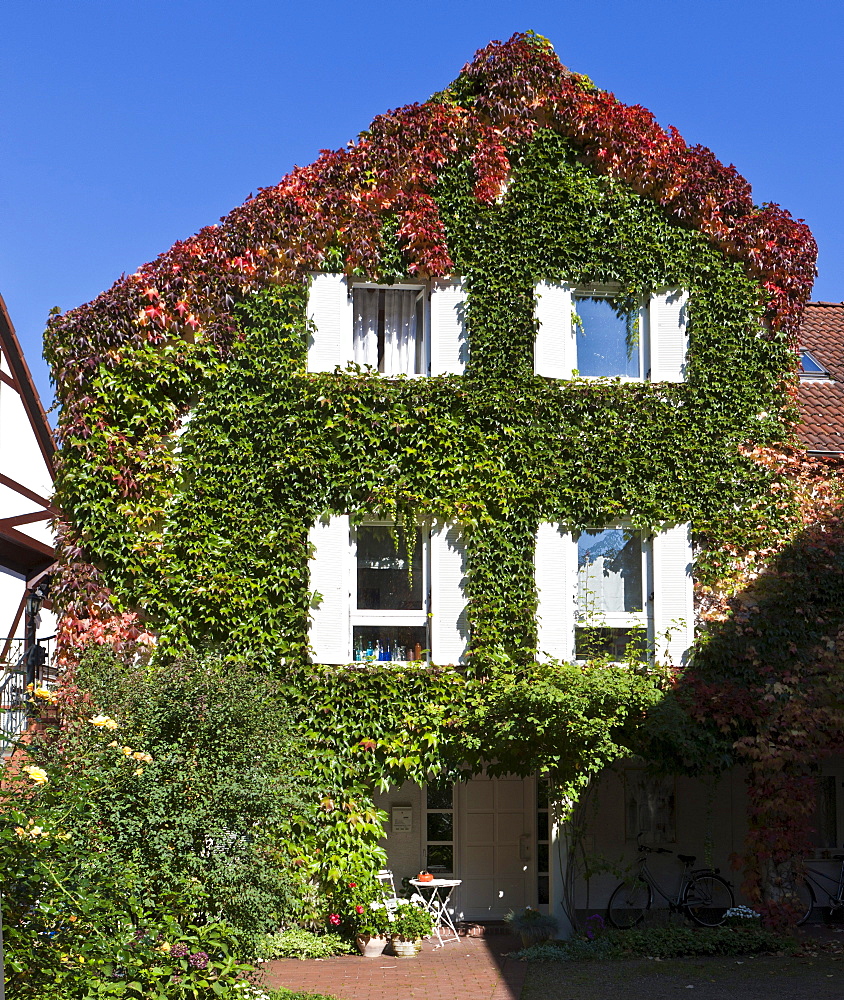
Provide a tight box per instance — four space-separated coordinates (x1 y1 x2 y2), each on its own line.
519 834 530 861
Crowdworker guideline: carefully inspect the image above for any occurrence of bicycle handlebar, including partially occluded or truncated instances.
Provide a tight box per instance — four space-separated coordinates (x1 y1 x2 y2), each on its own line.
638 845 672 855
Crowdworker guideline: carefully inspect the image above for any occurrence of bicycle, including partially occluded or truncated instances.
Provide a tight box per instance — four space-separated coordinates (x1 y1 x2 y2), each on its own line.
607 837 735 929
794 852 844 925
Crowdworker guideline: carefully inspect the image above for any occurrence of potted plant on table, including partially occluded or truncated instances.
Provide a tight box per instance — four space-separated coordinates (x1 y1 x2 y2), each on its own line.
504 906 559 947
389 899 435 957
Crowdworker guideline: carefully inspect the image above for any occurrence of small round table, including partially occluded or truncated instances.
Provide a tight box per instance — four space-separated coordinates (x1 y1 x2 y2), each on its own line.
409 878 462 947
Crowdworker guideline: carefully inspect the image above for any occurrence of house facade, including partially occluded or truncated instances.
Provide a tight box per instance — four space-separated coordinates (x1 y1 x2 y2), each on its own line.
46 34 816 927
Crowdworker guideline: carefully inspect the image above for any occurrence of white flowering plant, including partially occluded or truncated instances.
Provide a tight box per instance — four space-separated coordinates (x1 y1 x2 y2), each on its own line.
723 905 762 926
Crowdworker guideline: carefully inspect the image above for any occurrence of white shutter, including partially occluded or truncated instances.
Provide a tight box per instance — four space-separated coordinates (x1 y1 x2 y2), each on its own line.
308 513 351 663
535 522 576 661
651 523 694 666
430 522 468 664
307 273 353 372
534 281 575 379
430 278 467 375
649 289 688 382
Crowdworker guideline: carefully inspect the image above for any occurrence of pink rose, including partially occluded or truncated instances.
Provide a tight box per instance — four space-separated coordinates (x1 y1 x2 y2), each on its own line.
329 914 341 926
355 905 364 914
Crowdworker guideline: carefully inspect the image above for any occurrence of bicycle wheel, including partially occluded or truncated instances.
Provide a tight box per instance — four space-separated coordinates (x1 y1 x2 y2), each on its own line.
793 876 816 926
607 878 653 929
683 873 734 927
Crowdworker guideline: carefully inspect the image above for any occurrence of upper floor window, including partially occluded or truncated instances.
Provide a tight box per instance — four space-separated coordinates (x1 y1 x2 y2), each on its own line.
308 514 469 665
534 282 688 383
535 521 693 667
307 274 467 376
353 523 428 661
353 285 425 375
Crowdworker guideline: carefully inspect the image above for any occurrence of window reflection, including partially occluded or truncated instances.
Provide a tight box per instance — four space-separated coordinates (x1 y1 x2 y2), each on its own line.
577 529 643 615
575 296 639 378
356 525 423 610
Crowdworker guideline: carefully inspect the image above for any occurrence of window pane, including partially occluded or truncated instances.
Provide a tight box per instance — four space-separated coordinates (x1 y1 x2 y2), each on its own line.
353 625 428 662
575 626 647 661
353 288 422 375
427 781 454 810
537 780 549 810
427 845 453 873
356 525 423 610
799 350 827 376
537 843 549 874
427 812 454 841
575 297 639 378
537 810 549 842
577 529 642 614
537 875 550 905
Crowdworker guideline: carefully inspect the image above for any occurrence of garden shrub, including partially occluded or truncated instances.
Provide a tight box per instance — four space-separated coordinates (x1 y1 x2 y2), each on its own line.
1 649 315 996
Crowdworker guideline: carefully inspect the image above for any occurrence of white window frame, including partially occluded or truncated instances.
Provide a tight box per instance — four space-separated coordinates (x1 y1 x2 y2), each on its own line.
572 285 648 383
349 281 431 378
350 281 429 377
350 521 430 662
574 526 652 660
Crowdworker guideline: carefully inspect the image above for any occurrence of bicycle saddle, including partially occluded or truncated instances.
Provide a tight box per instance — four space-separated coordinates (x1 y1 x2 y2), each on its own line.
678 854 696 864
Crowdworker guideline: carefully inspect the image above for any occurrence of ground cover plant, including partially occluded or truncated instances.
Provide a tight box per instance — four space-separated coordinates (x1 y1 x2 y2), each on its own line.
516 924 794 961
254 930 353 961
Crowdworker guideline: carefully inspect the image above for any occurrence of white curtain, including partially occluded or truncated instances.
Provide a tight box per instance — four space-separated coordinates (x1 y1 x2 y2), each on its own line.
384 290 418 375
353 289 379 367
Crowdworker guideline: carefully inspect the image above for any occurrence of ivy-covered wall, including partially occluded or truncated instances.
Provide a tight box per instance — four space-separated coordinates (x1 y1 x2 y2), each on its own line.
49 125 800 662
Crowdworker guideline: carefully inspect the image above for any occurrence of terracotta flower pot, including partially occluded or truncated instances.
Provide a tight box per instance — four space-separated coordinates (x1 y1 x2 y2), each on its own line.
356 934 389 958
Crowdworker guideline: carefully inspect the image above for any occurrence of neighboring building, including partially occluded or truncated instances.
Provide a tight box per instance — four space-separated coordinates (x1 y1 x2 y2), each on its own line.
0 293 58 749
797 301 844 456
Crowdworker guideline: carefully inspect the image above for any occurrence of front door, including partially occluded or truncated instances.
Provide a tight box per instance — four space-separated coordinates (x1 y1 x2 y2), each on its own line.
457 774 535 920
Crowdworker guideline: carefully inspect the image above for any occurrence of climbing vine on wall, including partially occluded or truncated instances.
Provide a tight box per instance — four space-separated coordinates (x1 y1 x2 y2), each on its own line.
45 31 826 920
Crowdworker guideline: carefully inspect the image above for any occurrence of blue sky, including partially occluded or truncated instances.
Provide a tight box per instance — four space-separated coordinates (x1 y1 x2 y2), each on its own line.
2 0 841 410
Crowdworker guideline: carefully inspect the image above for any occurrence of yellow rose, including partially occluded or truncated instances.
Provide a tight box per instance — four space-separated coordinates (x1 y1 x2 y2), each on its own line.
133 768 144 777
158 942 171 953
22 765 48 785
121 747 133 756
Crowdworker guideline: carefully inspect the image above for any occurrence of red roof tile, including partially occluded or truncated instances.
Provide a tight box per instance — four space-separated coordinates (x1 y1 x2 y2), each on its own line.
797 302 844 453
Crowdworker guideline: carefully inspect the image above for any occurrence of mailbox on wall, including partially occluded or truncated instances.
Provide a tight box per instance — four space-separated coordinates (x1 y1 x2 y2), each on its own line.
391 805 412 833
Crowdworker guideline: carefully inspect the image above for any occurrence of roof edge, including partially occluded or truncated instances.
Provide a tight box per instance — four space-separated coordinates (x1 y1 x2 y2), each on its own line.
0 293 56 475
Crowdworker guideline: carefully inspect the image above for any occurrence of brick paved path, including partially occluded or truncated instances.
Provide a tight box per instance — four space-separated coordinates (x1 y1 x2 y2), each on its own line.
261 934 527 1000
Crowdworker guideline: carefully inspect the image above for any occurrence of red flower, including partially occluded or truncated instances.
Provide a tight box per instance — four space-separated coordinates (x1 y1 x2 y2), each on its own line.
329 914 341 926
348 882 357 888
355 905 364 914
